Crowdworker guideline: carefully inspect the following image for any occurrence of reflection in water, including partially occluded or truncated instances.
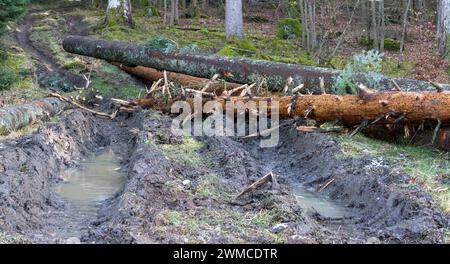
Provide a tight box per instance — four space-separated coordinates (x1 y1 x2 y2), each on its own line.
54 147 125 219
292 183 350 219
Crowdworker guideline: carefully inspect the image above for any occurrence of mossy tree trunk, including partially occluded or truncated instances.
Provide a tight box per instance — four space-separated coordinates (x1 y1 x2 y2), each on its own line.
62 35 450 93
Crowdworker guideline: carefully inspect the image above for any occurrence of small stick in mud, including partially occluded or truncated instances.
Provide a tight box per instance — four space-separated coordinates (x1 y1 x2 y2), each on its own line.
236 172 277 199
318 176 337 193
50 92 117 119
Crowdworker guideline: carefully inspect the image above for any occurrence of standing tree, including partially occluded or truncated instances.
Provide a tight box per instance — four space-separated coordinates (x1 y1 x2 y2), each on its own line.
225 0 244 39
399 0 412 57
438 0 449 58
169 0 179 26
106 0 134 28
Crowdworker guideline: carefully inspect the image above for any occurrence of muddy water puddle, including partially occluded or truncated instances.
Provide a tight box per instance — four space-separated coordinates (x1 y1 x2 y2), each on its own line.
292 183 351 219
53 147 125 238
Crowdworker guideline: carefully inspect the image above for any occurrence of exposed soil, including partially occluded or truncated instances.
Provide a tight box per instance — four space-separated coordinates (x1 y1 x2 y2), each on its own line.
81 113 447 244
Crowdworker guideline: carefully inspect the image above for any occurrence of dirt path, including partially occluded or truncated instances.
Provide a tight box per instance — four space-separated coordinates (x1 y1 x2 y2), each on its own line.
14 6 89 89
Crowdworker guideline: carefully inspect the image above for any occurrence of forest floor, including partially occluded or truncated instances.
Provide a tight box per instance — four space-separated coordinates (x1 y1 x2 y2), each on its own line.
0 2 449 243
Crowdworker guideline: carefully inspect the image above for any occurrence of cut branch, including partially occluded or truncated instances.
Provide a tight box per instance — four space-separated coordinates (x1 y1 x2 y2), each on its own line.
50 92 117 119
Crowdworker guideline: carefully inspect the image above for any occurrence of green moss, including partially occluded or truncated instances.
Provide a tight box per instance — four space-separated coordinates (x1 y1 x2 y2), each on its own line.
329 55 348 70
383 38 401 51
359 36 401 51
216 46 240 57
276 18 301 40
227 36 257 52
62 59 86 70
338 134 450 212
381 58 415 78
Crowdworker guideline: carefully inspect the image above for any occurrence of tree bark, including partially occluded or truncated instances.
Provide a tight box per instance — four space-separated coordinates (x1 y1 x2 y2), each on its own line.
437 0 449 58
400 0 412 56
225 0 244 38
106 0 134 28
62 36 450 93
128 88 450 127
111 62 242 92
0 98 68 136
371 0 379 50
380 0 385 51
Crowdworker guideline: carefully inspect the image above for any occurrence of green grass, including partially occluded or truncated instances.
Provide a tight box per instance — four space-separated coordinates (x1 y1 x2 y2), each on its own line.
153 207 288 243
158 135 206 168
339 134 450 212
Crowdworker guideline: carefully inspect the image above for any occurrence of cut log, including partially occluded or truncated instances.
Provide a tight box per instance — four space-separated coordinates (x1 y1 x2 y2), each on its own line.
111 62 242 93
62 35 450 93
127 88 450 127
0 98 68 135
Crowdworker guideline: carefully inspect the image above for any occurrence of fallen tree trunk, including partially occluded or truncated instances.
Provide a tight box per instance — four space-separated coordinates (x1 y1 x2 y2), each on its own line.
62 35 450 93
0 98 68 135
128 88 450 126
111 62 242 92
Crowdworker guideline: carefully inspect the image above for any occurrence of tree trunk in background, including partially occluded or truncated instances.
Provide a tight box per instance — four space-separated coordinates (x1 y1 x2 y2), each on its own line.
225 0 244 39
163 0 168 25
380 0 385 51
122 0 134 27
108 0 120 9
365 0 371 45
438 0 449 58
400 0 412 58
169 0 179 26
106 0 133 28
190 0 199 18
298 0 306 47
303 0 310 49
371 0 379 50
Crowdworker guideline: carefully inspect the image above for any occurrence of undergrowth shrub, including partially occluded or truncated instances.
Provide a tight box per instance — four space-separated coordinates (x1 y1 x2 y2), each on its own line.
332 50 383 94
276 18 301 40
0 67 17 90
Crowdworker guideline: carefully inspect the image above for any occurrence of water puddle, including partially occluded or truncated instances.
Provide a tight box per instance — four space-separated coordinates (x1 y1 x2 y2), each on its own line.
292 183 351 219
54 147 125 221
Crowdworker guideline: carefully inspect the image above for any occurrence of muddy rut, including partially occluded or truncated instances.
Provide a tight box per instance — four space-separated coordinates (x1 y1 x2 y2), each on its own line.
14 7 88 89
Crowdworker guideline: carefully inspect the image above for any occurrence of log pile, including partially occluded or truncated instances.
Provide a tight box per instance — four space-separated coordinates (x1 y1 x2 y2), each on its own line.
61 35 450 148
